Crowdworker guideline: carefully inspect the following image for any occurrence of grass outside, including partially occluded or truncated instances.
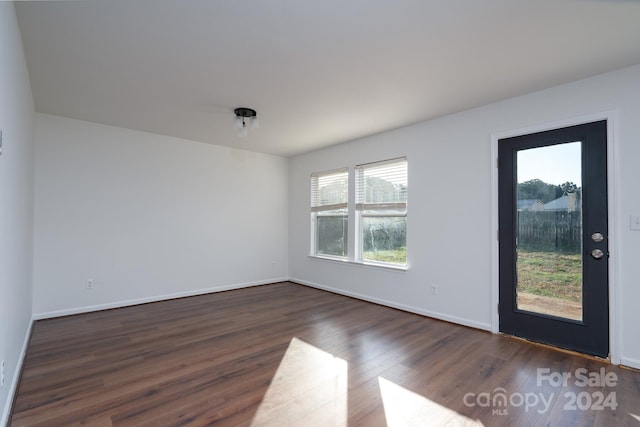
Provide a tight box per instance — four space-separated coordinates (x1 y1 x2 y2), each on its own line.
517 250 582 302
364 247 406 264
361 248 580 302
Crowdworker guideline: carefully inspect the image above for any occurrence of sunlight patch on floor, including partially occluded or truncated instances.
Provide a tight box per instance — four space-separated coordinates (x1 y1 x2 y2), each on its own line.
378 377 484 427
251 337 348 426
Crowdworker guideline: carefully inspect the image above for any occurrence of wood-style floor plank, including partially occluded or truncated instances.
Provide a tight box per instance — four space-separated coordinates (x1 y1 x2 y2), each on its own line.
9 282 640 426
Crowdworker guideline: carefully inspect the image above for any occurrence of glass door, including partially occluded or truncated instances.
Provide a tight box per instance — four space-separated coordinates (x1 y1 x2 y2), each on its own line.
515 142 583 321
498 121 609 358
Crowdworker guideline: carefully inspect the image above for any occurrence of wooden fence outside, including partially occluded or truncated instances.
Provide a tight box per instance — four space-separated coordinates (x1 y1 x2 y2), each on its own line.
517 211 581 253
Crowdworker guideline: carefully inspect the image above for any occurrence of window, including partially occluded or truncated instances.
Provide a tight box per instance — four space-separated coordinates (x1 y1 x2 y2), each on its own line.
356 158 407 266
310 158 408 269
311 168 348 258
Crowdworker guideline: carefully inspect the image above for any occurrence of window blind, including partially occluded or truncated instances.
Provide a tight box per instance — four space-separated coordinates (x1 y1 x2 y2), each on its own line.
311 168 348 212
355 158 407 211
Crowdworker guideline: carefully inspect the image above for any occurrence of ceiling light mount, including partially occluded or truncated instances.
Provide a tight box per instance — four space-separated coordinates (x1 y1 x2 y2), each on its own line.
234 107 258 137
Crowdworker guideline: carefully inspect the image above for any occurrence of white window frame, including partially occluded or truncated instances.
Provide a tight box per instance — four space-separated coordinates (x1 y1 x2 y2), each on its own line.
355 157 408 268
310 168 349 259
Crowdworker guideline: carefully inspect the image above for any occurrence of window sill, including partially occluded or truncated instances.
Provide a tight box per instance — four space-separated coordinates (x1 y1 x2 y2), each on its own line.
308 255 408 272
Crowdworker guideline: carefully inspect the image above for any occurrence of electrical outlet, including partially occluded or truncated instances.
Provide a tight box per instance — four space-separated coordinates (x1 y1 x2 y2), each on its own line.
86 279 95 290
631 215 640 231
430 285 438 295
1 359 5 388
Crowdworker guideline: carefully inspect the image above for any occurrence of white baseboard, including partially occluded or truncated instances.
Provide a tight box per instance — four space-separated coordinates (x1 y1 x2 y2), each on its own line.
32 277 288 320
620 356 640 371
290 277 492 332
1 318 34 427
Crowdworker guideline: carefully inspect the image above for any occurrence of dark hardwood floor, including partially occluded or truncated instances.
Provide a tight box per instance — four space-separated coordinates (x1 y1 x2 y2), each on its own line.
10 282 640 426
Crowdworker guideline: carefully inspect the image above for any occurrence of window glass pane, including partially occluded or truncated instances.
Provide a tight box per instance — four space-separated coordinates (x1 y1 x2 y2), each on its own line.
311 168 348 258
317 212 348 257
356 158 407 266
362 216 406 264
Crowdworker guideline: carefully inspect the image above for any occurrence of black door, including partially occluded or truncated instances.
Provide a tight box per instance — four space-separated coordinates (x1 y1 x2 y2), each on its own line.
498 120 609 358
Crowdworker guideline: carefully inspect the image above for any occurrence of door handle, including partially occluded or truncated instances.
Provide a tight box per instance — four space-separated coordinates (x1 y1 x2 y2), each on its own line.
591 249 604 259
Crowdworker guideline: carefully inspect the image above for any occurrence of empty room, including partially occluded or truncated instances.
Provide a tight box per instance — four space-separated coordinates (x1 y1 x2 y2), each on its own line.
2 1 640 426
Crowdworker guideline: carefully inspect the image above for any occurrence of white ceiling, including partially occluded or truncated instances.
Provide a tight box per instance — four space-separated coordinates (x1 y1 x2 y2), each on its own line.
15 0 640 157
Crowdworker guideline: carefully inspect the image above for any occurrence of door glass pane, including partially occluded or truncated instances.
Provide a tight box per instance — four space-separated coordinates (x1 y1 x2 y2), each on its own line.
516 142 583 321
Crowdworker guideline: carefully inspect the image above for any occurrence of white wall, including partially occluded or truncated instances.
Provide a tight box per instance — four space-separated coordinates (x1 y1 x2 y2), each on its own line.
32 114 289 317
0 3 35 424
289 64 640 368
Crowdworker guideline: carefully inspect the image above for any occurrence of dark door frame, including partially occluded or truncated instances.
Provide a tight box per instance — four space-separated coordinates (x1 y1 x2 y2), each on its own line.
490 113 619 362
